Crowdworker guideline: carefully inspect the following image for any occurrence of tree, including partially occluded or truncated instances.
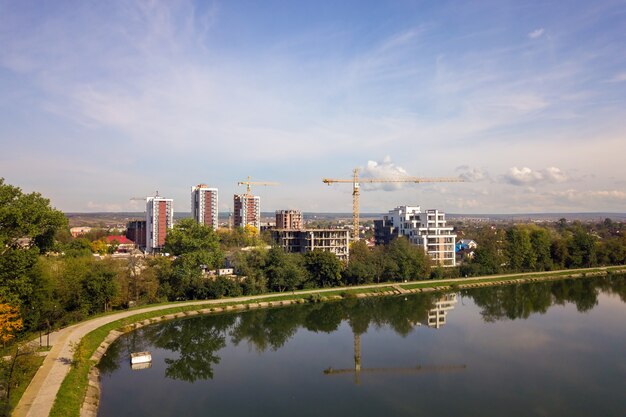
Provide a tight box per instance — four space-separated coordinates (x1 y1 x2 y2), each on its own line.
0 179 68 334
82 262 118 313
568 228 597 267
0 302 23 346
162 219 225 300
530 226 553 271
343 241 376 285
505 226 534 271
164 219 223 269
233 249 268 295
384 237 430 281
90 239 108 255
0 178 67 253
304 250 344 288
265 247 306 292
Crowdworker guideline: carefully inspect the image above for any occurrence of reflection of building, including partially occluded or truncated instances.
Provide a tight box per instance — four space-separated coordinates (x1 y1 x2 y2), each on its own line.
146 196 173 253
374 206 457 266
271 229 350 261
275 210 303 230
191 184 218 230
427 293 458 329
234 194 260 230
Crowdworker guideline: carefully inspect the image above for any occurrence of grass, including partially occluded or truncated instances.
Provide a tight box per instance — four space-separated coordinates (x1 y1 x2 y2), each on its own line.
46 264 626 417
2 354 45 416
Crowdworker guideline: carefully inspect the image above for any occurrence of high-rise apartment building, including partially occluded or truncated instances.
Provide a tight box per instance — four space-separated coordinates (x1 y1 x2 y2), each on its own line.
146 196 173 252
374 206 457 266
275 209 303 230
191 184 218 230
234 194 260 229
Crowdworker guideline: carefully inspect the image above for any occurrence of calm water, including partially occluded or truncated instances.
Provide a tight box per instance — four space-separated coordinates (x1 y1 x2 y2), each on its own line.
98 276 626 417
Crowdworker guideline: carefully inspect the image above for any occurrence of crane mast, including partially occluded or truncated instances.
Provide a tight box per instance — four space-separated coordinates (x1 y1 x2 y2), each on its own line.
323 168 463 240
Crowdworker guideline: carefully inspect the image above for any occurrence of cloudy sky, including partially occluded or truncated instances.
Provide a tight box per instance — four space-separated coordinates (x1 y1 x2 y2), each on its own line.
1 0 625 214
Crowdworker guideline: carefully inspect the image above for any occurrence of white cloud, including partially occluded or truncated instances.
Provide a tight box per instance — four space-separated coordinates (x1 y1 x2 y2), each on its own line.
543 166 568 183
503 166 568 186
456 166 490 182
528 28 545 39
361 156 410 191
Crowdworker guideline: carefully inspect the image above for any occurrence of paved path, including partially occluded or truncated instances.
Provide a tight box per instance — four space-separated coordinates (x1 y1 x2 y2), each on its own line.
12 266 618 417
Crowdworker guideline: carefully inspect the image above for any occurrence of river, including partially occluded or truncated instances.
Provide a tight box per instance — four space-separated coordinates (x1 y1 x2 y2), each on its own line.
97 276 626 417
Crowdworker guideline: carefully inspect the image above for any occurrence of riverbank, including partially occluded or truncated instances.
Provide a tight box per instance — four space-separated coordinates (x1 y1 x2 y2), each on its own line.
14 265 626 417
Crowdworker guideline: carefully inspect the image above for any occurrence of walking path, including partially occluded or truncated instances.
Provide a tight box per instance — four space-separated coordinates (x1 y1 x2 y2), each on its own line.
12 266 620 417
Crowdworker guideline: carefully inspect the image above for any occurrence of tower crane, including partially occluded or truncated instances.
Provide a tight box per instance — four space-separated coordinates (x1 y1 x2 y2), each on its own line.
322 168 463 240
237 176 279 196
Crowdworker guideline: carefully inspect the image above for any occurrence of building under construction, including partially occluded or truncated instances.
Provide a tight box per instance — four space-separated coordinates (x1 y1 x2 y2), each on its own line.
271 228 350 261
275 209 303 230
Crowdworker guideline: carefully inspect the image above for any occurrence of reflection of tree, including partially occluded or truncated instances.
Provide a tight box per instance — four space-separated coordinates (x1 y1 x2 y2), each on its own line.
469 284 552 322
143 314 236 382
603 275 626 303
99 275 624 383
551 279 599 312
466 277 618 321
230 307 308 352
98 327 153 375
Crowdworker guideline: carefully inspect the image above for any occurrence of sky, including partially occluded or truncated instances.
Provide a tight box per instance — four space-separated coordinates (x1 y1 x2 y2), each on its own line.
1 0 625 214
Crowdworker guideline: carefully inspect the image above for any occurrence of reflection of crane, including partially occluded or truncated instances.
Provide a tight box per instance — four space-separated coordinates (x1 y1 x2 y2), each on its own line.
323 333 466 385
322 168 463 240
237 176 279 196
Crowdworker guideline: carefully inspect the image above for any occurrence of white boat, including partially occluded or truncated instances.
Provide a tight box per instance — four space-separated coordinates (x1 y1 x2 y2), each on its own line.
130 351 152 365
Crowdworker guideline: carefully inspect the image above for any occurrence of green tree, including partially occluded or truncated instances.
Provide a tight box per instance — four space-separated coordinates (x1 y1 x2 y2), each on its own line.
384 237 430 281
304 250 344 288
265 248 306 292
164 218 223 268
0 178 68 253
0 179 68 333
233 249 268 295
162 219 225 300
568 228 597 267
530 226 553 271
343 241 376 285
81 262 118 314
505 226 535 271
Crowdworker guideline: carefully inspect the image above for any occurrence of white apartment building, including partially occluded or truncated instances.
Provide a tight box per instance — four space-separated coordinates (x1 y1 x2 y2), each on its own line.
191 184 218 230
146 196 174 253
377 206 457 266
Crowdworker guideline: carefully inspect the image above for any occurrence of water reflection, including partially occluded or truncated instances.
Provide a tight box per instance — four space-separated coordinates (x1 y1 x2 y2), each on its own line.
99 276 626 385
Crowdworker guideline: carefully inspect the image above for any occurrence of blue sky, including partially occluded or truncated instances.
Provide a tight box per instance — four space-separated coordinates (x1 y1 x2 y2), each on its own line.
1 0 625 214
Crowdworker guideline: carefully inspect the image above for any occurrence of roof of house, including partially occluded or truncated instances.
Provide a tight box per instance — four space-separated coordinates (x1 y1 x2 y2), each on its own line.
105 235 134 245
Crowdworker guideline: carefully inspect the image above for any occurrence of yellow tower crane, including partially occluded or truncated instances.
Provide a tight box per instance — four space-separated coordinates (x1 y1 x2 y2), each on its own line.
322 168 463 240
237 176 279 196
